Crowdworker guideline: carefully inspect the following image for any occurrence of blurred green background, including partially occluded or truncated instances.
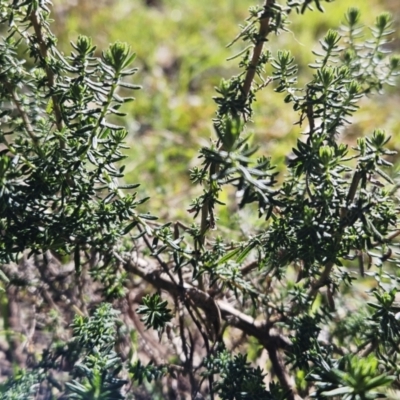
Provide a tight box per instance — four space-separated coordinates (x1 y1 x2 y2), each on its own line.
51 0 400 224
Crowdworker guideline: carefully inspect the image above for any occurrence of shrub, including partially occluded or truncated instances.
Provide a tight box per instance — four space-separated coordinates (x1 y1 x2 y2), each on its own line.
1 0 400 399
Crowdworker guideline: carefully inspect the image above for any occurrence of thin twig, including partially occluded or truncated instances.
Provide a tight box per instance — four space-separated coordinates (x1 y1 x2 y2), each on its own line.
123 255 291 350
309 170 363 298
371 229 400 247
29 10 64 143
240 260 258 275
241 0 273 99
1 81 38 143
198 1 273 247
306 100 315 135
137 224 179 288
265 340 298 400
184 297 214 400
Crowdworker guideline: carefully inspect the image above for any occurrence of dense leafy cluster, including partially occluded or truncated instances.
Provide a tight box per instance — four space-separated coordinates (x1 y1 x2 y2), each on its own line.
0 1 144 263
205 350 274 400
1 0 400 399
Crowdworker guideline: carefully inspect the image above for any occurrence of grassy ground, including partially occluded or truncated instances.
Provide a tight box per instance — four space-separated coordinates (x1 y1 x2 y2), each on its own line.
52 0 400 224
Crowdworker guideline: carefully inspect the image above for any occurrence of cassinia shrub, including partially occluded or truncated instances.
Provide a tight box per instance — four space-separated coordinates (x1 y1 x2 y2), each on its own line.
1 0 400 399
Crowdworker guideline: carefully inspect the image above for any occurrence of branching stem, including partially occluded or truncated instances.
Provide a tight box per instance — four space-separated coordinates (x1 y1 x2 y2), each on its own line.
198 0 273 246
308 170 362 299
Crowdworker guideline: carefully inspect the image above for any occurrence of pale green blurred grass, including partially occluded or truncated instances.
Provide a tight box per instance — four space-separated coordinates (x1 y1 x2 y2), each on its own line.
52 0 400 224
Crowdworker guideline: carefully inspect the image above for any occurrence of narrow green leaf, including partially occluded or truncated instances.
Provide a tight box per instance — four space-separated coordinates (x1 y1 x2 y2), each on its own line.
118 81 142 90
321 386 352 396
138 213 158 220
375 167 394 184
236 242 256 264
118 183 140 189
101 120 125 130
123 221 138 234
217 247 242 265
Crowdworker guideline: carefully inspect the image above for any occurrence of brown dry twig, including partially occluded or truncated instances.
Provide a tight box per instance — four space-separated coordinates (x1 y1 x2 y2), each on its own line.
122 253 291 350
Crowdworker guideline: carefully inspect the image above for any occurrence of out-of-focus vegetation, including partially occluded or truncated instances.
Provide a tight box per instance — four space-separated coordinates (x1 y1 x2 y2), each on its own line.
51 0 400 223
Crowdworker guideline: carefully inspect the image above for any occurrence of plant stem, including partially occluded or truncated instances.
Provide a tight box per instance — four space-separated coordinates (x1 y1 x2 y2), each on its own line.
265 340 298 400
241 0 273 99
2 82 38 144
29 10 64 146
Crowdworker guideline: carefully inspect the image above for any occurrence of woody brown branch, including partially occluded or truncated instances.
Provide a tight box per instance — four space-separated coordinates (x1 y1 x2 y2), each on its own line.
123 253 298 398
122 254 291 350
241 0 274 99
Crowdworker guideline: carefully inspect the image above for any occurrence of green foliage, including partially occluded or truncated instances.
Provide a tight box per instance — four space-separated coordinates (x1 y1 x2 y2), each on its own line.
310 354 395 399
66 304 127 400
1 0 400 399
129 359 168 386
136 293 173 331
0 369 44 400
205 348 282 400
0 2 143 263
0 303 127 400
